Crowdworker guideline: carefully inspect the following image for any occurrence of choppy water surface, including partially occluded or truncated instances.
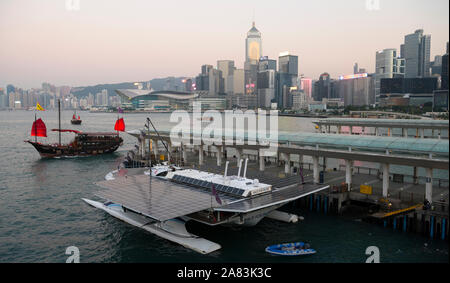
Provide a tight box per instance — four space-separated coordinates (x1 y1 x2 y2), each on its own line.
0 110 447 262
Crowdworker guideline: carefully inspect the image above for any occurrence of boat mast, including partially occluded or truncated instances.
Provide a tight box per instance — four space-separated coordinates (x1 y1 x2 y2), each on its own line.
146 116 170 163
34 113 37 143
58 99 61 145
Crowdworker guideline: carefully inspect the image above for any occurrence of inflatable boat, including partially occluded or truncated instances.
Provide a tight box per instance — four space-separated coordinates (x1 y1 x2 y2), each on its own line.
265 242 316 256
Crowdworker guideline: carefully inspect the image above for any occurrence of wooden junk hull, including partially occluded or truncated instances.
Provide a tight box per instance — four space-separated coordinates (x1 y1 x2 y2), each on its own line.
26 134 123 158
71 119 82 125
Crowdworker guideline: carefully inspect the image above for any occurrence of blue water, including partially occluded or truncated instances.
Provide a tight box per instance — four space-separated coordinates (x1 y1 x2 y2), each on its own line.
0 110 448 262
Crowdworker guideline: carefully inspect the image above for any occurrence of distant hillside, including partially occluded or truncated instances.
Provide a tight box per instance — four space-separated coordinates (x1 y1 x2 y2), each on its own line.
71 77 187 98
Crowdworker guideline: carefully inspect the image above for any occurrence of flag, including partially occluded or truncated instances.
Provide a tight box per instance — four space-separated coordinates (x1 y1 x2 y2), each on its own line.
36 102 45 111
118 107 124 114
211 184 222 205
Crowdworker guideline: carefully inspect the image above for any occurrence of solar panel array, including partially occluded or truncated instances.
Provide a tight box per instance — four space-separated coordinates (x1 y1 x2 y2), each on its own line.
94 175 238 222
171 174 246 197
214 183 329 213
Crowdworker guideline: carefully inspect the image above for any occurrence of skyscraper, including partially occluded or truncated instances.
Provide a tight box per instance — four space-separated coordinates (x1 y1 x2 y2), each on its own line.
404 29 431 78
245 22 262 63
217 60 235 95
300 78 313 98
278 52 298 76
313 73 331 101
244 22 262 94
375 48 405 103
276 52 298 109
258 56 276 72
441 54 448 90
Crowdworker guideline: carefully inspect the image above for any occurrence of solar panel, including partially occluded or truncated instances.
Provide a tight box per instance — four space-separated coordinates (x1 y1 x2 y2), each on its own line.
215 184 329 213
95 175 238 222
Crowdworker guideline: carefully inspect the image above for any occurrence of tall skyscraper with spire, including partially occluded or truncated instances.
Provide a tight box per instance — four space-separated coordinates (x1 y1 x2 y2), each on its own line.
244 22 262 95
245 22 262 63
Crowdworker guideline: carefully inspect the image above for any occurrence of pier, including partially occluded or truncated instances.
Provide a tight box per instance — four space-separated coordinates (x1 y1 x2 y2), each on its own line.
124 118 448 240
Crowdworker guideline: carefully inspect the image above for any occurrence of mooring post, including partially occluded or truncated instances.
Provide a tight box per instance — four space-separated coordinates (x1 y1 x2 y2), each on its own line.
430 216 434 238
442 218 446 240
403 215 407 232
316 195 320 212
309 195 313 211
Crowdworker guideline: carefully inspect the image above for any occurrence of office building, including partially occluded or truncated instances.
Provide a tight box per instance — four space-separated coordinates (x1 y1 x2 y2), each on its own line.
441 54 448 90
257 69 276 108
300 78 313 98
245 22 262 63
404 29 431 78
233 69 245 95
258 56 276 72
431 55 442 76
313 73 331 101
375 48 405 103
217 60 235 95
278 52 298 76
336 73 375 106
244 22 262 95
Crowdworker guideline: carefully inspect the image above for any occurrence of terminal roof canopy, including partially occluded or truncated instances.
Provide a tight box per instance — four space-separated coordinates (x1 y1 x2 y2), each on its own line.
314 118 449 129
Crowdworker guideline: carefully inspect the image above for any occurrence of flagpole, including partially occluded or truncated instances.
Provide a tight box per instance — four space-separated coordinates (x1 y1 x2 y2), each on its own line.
34 112 37 143
58 99 61 145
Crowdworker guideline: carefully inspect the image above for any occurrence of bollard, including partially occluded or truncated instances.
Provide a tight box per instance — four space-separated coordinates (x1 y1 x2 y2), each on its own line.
442 218 446 240
316 195 320 212
403 215 407 232
430 216 434 238
309 195 313 211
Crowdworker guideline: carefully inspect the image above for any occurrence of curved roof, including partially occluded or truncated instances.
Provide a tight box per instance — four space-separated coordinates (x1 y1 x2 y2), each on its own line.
115 89 199 101
275 132 448 156
315 118 449 129
129 128 449 157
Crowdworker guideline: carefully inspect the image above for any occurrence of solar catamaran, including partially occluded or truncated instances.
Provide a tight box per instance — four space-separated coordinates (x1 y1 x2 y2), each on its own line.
83 118 330 254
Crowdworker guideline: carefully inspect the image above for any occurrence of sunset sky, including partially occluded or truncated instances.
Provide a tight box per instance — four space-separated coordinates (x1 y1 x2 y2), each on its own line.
1 0 449 89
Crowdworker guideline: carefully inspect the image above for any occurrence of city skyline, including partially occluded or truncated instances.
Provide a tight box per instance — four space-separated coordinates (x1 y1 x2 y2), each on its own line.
0 0 449 89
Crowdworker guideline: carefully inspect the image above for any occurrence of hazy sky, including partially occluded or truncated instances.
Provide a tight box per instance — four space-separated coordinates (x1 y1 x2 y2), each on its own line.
1 0 449 89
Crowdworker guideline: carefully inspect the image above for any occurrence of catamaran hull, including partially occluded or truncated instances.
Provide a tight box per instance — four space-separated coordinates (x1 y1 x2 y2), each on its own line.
82 198 221 255
26 140 121 158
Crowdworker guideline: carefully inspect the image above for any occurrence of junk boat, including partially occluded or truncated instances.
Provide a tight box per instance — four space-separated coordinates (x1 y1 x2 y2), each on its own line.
71 110 82 125
26 99 123 158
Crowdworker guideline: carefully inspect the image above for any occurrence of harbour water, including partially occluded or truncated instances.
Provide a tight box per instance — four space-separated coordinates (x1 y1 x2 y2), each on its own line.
0 110 448 262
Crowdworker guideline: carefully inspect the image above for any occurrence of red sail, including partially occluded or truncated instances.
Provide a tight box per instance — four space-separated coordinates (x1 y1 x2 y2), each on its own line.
73 114 76 119
31 118 47 137
78 115 80 120
114 118 125 132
